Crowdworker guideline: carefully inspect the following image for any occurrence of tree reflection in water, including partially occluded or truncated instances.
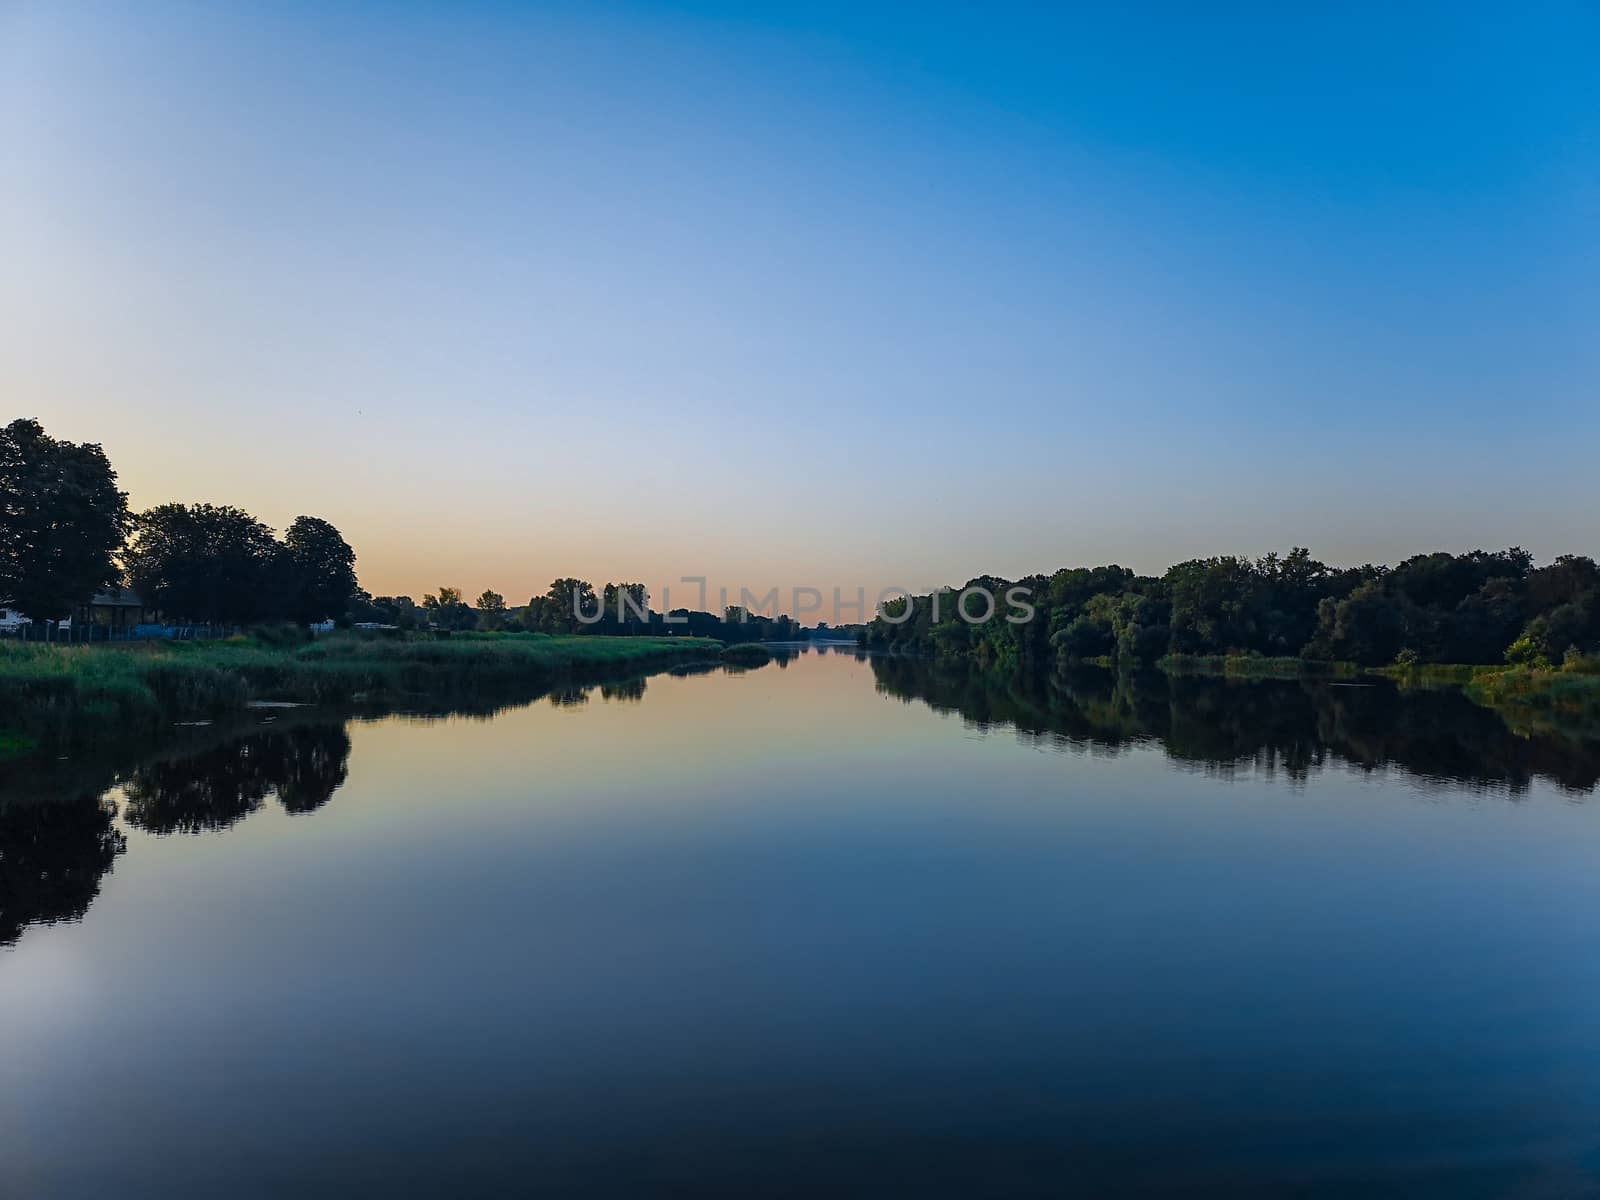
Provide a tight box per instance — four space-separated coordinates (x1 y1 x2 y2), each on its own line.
5 657 1599 953
0 722 351 948
0 794 125 947
0 670 667 945
870 657 1600 794
600 676 647 703
122 724 353 834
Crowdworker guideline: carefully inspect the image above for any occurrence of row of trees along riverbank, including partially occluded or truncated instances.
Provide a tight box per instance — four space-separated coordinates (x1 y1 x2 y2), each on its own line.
2 418 357 631
863 548 1600 674
2 419 811 641
353 583 810 642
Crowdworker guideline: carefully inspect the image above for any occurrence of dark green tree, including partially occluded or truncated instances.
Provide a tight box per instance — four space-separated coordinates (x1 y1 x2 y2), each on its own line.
0 419 130 623
474 589 508 631
539 578 599 633
283 516 358 624
520 595 550 632
124 503 280 626
422 586 476 630
603 582 650 627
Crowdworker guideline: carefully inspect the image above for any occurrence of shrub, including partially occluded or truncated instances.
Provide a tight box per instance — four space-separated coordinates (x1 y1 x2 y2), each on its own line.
1504 635 1551 670
720 643 772 667
1562 647 1600 676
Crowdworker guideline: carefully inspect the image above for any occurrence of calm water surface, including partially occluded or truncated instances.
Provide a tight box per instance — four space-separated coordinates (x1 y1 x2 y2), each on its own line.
4 647 1600 1197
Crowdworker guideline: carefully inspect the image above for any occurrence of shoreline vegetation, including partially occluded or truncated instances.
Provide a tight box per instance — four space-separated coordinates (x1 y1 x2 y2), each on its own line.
863 549 1600 672
858 643 1600 733
719 642 773 667
0 632 722 762
867 658 1600 794
857 547 1600 731
1160 652 1600 732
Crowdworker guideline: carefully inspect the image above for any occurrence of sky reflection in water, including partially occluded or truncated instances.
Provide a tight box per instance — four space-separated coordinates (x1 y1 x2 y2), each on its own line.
3 647 1600 1198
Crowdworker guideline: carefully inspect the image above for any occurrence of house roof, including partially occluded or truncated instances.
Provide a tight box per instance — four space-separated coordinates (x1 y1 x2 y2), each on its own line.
88 588 147 607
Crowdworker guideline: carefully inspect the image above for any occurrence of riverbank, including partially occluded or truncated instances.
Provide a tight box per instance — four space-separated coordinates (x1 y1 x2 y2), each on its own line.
1420 662 1600 738
0 632 723 759
719 642 773 667
1155 652 1600 734
1156 654 1359 679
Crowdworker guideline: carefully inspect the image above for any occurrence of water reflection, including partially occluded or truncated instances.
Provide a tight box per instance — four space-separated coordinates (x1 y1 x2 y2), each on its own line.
0 670 661 947
0 793 125 947
872 657 1600 794
599 676 648 703
5 655 1599 955
6 650 1600 1196
121 724 354 834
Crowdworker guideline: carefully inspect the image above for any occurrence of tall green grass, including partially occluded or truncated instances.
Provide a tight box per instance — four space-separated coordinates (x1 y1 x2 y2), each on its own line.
1463 664 1600 725
0 632 721 757
719 642 772 667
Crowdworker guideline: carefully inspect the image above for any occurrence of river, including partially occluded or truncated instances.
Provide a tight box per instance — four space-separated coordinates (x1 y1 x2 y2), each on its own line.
3 645 1599 1197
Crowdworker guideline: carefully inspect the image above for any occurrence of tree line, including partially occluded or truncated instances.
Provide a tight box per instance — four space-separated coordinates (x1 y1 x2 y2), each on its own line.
2 419 805 639
864 547 1600 671
351 581 806 641
1 418 356 628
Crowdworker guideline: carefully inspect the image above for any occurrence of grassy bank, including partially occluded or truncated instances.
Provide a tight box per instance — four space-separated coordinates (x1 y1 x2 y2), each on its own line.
0 632 722 758
719 642 772 667
1447 662 1600 738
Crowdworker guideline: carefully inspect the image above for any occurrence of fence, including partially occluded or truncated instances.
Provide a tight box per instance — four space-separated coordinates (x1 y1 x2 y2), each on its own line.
0 623 230 644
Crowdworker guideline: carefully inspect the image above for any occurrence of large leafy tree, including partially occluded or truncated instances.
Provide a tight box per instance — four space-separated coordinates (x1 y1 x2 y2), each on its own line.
474 589 507 631
282 516 358 624
539 578 599 633
603 582 650 624
0 419 130 621
124 503 281 626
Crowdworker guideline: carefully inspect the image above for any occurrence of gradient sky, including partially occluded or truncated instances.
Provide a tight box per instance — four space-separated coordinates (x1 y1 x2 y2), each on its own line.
3 1 1595 605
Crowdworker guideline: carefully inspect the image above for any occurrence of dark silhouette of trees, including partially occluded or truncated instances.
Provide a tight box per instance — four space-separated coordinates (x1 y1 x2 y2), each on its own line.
535 578 600 633
600 676 647 703
602 582 650 632
870 657 1600 794
1 421 364 633
124 503 282 626
0 796 126 946
122 738 276 834
0 725 349 942
282 516 359 624
271 726 352 816
474 589 508 631
122 723 353 834
0 418 130 622
422 586 475 630
867 548 1600 671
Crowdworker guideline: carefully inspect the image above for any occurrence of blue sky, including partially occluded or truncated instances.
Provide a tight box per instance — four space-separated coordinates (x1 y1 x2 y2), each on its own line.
2 1 1594 601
